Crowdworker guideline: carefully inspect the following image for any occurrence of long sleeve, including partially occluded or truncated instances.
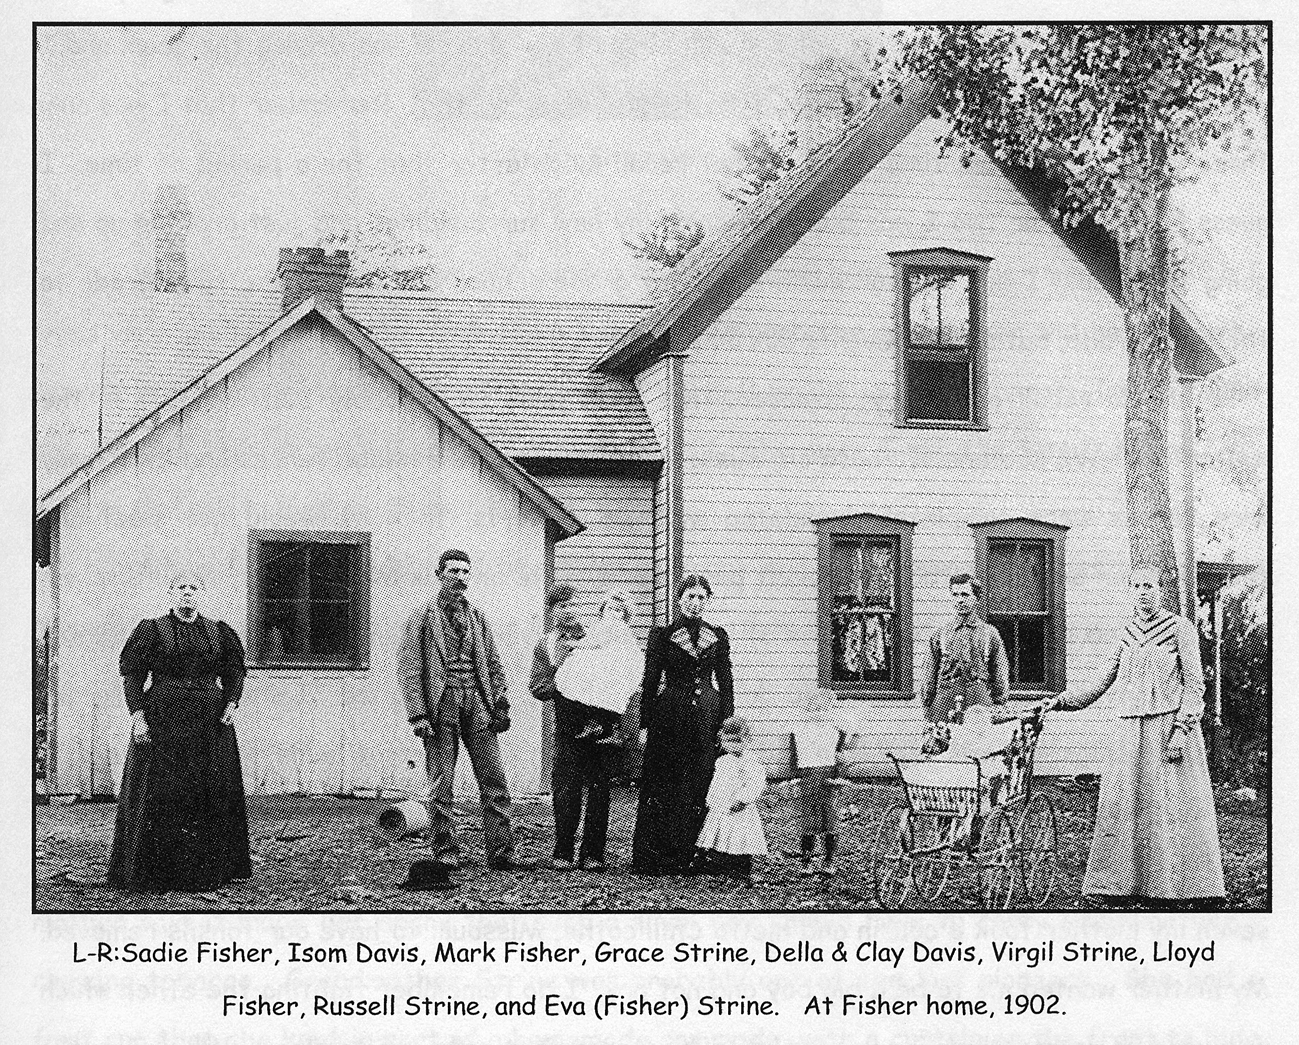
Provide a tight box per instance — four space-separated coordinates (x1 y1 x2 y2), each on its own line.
639 627 665 732
1060 636 1123 711
986 626 1010 704
119 619 156 715
715 627 734 723
530 637 559 701
920 631 941 708
1175 616 1207 720
217 621 247 707
396 607 429 723
480 613 509 713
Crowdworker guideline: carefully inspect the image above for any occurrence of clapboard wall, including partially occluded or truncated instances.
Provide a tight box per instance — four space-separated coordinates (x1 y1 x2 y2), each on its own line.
49 316 554 798
666 119 1190 777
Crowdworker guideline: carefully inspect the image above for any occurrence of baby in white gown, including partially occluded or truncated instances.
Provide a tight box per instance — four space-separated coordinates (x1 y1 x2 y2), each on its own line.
554 592 643 744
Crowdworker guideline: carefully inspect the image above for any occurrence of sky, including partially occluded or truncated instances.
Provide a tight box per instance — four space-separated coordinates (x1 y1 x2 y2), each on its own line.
36 25 875 305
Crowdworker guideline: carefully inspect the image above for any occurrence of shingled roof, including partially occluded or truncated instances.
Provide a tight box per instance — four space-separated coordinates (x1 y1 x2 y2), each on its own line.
596 76 1229 379
37 282 659 497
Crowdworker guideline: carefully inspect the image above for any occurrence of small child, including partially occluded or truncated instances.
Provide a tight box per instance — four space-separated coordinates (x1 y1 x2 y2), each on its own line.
696 716 768 886
940 705 1019 808
792 687 850 877
554 592 642 744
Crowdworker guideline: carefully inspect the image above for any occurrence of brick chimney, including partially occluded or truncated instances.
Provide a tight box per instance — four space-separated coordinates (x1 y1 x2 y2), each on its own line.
152 185 191 292
276 247 351 312
790 79 850 165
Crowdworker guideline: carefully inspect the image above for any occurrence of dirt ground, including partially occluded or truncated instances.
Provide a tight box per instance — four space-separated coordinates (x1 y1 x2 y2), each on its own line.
35 781 1268 912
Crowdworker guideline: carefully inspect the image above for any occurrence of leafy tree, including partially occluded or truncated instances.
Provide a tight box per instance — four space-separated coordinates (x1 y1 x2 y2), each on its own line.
314 211 474 293
880 24 1267 611
623 211 706 273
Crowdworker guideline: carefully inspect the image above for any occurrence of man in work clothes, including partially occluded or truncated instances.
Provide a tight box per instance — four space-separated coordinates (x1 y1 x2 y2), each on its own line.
921 573 1011 728
397 549 532 870
529 584 614 871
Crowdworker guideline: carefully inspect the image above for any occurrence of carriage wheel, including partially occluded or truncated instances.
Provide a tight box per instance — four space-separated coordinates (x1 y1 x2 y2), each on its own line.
1015 793 1059 907
871 804 914 909
909 815 953 903
976 808 1017 909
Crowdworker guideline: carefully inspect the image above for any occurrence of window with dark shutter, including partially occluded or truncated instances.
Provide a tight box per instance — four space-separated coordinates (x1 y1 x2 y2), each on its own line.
971 519 1067 693
248 531 371 669
890 249 991 428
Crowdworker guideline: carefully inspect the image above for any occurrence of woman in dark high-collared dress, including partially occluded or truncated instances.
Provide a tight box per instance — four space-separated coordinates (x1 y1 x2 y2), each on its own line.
106 572 252 892
631 574 735 874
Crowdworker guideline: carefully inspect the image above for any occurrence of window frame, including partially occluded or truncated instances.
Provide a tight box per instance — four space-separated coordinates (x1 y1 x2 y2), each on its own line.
247 529 372 670
890 248 991 429
970 518 1068 696
815 512 916 699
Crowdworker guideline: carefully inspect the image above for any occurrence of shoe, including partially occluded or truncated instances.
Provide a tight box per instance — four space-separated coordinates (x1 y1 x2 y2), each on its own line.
550 857 576 871
581 858 608 873
819 861 837 878
489 855 538 871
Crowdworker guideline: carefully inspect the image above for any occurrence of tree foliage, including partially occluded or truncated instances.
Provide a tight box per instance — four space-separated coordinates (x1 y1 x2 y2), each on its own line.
314 211 472 293
879 24 1266 610
622 211 706 273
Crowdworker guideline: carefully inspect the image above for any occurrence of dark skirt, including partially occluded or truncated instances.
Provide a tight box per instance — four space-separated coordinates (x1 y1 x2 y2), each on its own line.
106 681 251 892
631 683 720 873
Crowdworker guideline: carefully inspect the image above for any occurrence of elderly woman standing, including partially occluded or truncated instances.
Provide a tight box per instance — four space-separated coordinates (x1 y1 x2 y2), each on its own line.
631 574 734 874
1047 567 1224 903
106 573 251 892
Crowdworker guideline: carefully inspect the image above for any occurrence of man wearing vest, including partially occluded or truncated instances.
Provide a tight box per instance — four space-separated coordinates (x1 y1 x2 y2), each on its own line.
921 573 1011 727
397 549 532 871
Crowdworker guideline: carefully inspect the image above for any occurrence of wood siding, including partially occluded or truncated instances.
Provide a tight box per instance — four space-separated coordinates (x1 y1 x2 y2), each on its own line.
534 472 655 641
51 318 553 797
672 119 1156 777
634 358 671 622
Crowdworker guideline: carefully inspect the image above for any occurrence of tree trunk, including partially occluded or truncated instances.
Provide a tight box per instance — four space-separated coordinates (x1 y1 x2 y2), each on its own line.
1118 174 1182 613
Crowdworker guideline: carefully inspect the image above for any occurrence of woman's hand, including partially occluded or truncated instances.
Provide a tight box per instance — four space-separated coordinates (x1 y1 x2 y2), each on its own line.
220 703 237 726
729 800 747 813
131 711 151 746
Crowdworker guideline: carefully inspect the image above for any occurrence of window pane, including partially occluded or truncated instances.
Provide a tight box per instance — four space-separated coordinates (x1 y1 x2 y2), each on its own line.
907 358 971 421
309 544 353 601
261 543 308 601
1016 617 1047 685
832 611 893 683
263 601 305 660
310 601 352 658
908 271 970 347
988 540 1048 614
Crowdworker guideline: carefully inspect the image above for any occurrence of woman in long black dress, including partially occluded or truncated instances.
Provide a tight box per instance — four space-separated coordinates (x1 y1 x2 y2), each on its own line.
106 572 251 892
631 574 734 874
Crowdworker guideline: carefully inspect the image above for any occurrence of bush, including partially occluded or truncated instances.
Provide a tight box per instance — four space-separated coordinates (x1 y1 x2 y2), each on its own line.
1201 583 1269 789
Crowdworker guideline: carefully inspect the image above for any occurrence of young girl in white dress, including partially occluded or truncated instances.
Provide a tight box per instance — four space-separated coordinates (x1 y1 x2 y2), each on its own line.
554 592 642 744
696 716 768 886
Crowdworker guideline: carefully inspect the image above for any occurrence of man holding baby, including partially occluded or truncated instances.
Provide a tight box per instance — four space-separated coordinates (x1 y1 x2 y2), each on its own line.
530 585 640 871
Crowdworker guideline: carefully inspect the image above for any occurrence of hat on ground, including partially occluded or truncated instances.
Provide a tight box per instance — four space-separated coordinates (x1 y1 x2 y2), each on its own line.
398 859 458 891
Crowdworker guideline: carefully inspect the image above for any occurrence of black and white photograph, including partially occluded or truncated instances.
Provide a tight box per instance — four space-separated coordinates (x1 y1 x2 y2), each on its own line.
16 10 1282 1043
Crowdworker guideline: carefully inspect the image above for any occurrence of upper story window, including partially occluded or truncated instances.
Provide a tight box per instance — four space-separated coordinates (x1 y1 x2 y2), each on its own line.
248 531 371 669
815 513 916 698
971 518 1068 693
890 249 991 428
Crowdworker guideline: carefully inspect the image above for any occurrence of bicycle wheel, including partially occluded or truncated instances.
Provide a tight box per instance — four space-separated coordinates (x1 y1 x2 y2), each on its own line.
909 815 953 902
1015 793 1059 907
976 808 1017 909
871 804 913 909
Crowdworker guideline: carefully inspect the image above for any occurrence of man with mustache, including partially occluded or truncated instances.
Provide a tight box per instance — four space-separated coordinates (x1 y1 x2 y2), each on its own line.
397 550 531 871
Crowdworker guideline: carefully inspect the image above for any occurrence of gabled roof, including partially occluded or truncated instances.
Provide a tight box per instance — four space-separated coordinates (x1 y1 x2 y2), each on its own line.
35 297 583 539
36 283 661 496
595 77 1230 379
